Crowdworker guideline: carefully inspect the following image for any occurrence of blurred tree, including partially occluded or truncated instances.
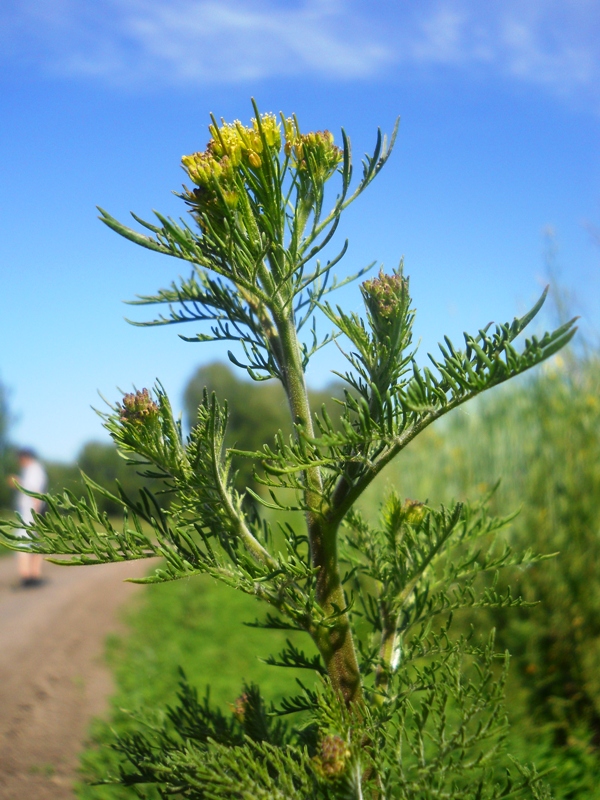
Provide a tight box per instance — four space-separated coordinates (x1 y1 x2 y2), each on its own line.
45 459 80 497
46 441 157 517
0 377 16 511
183 362 343 500
79 441 153 516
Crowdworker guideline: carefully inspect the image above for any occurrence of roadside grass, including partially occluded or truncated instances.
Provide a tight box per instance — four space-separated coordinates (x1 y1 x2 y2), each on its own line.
77 571 319 799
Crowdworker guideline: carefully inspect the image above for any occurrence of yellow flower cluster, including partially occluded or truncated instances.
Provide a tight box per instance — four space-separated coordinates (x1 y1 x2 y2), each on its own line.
210 113 281 167
284 121 342 178
180 110 343 227
182 113 282 188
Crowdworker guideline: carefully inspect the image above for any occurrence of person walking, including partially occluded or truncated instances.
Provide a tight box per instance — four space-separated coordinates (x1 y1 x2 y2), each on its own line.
9 447 47 587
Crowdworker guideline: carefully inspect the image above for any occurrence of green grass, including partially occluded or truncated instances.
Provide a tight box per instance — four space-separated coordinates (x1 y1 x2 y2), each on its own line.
77 572 319 799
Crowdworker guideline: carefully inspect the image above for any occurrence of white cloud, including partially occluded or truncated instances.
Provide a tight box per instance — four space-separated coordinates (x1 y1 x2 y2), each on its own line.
120 0 390 81
403 0 600 101
0 0 392 85
1 0 599 107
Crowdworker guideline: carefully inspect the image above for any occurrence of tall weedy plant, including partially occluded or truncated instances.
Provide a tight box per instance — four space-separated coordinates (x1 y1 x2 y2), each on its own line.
1 103 577 798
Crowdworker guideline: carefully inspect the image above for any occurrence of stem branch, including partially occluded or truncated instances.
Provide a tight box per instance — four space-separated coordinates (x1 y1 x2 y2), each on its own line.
276 312 363 706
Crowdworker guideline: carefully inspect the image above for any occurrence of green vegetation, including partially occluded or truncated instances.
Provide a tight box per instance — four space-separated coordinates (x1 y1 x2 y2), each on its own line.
0 375 16 513
1 104 577 798
78 576 319 799
184 361 343 500
78 351 600 799
361 352 600 796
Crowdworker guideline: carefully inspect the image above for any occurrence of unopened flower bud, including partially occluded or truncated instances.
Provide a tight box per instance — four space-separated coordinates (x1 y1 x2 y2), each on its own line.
402 499 425 525
361 269 409 322
250 133 263 154
247 150 262 168
119 389 159 424
182 151 224 187
230 692 249 723
312 734 350 779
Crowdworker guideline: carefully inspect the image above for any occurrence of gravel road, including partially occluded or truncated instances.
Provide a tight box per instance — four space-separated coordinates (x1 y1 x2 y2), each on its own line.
0 555 151 799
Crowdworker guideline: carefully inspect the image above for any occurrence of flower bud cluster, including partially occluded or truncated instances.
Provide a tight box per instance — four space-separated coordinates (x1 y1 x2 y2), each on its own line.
230 692 249 723
312 734 350 780
361 269 408 322
181 113 283 224
361 268 411 352
284 121 342 180
119 389 159 425
401 498 426 526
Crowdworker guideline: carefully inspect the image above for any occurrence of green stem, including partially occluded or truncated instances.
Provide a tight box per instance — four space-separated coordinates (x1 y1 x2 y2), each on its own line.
276 313 362 707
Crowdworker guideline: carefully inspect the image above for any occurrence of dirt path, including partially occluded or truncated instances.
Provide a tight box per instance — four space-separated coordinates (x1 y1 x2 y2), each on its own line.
0 555 152 799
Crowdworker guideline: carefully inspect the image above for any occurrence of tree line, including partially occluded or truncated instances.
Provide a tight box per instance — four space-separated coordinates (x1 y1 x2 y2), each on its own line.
0 362 343 515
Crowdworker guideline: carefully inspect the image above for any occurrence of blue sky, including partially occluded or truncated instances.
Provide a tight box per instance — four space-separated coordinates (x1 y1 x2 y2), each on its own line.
1 0 599 462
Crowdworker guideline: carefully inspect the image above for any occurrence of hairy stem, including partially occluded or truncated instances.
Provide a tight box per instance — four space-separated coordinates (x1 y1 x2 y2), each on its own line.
276 313 362 706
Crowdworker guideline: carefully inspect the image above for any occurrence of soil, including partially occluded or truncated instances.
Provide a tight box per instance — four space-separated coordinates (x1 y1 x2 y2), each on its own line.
0 555 152 799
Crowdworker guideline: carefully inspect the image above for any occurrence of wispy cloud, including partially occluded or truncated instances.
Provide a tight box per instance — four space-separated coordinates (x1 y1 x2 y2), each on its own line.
403 1 600 101
0 0 392 85
1 0 599 107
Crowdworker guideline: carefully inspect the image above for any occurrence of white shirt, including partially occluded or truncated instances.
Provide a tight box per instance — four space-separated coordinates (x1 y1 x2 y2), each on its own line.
16 460 47 525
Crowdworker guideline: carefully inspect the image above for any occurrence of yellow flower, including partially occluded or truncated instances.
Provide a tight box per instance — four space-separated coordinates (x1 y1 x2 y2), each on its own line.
208 120 246 164
254 112 281 148
283 116 297 144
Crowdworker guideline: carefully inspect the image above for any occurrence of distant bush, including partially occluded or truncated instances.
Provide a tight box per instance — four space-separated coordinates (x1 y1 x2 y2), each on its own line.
490 357 600 748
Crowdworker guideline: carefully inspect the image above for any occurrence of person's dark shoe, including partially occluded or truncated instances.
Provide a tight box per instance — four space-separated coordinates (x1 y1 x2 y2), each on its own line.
21 577 46 588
